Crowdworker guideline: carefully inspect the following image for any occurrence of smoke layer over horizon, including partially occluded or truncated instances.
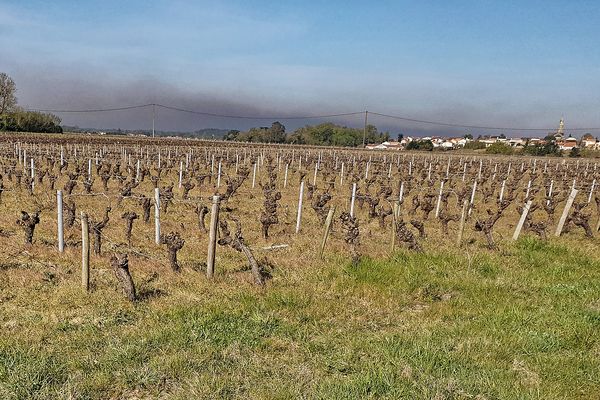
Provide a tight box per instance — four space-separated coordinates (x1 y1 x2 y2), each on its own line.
8 66 594 138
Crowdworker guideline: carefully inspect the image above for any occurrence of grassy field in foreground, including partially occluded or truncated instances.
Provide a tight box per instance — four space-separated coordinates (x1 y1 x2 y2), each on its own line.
1 236 599 399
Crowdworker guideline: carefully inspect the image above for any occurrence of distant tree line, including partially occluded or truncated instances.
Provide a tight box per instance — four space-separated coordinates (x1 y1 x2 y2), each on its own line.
1 109 63 133
484 139 562 157
224 121 390 147
0 72 63 133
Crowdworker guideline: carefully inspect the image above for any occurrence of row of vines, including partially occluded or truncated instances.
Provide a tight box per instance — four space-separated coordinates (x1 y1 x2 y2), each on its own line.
1 134 599 299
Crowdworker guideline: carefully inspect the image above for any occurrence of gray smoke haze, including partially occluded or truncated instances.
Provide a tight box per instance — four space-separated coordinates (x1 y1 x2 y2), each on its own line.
12 68 298 132
6 64 599 138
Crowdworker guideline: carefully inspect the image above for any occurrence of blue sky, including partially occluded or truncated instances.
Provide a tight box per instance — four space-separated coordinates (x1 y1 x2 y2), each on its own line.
1 0 600 134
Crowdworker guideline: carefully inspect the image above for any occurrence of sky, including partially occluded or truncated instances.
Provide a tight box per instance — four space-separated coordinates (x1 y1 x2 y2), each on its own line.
1 0 600 136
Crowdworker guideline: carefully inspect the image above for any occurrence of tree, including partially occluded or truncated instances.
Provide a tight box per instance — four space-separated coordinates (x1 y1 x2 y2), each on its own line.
463 141 486 150
523 141 561 157
569 147 581 158
224 129 240 141
486 142 513 155
0 72 17 115
397 133 404 142
419 140 434 151
581 133 594 142
230 122 388 147
406 141 418 150
236 122 286 143
363 124 389 144
267 121 286 143
288 123 364 147
464 133 473 140
406 139 433 151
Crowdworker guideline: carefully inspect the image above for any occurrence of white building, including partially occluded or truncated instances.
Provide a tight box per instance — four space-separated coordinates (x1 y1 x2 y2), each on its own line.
508 138 525 147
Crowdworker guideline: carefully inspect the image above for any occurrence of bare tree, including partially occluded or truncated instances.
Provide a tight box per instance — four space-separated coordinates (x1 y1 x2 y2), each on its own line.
0 72 17 115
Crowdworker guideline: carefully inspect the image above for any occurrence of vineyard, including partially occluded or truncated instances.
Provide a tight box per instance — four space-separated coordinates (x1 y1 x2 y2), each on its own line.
1 133 599 399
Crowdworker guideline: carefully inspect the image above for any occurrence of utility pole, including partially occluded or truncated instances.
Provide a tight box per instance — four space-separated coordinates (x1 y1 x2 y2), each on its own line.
362 110 368 147
152 103 155 138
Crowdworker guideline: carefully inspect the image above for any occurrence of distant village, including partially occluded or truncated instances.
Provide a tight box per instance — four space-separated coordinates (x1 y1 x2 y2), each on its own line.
366 119 599 152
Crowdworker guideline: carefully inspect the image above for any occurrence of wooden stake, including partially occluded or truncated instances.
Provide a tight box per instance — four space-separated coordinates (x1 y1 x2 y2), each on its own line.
217 160 222 188
399 182 404 204
207 195 220 279
81 212 90 291
435 181 444 218
547 180 554 205
295 181 305 234
468 181 477 216
154 188 160 244
513 200 532 240
319 206 336 259
57 190 64 252
350 182 357 217
30 158 34 191
178 161 183 188
391 203 399 252
555 188 578 237
456 199 469 246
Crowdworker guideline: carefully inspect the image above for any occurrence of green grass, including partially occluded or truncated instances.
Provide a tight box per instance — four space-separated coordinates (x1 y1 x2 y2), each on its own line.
1 236 599 399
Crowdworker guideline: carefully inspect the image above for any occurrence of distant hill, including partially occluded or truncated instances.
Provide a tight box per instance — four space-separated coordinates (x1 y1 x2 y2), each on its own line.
62 126 229 139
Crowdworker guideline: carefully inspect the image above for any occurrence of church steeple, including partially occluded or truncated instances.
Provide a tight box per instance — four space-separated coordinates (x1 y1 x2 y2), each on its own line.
557 117 565 136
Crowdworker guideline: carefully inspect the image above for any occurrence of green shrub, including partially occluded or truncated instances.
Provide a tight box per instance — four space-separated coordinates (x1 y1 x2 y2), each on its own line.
569 147 581 158
485 142 513 155
406 139 433 151
463 141 486 150
523 142 561 157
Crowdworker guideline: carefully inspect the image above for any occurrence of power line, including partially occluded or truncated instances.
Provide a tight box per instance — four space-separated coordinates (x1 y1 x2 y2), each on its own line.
369 111 600 131
24 102 600 131
27 104 154 113
27 103 364 120
155 104 364 120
